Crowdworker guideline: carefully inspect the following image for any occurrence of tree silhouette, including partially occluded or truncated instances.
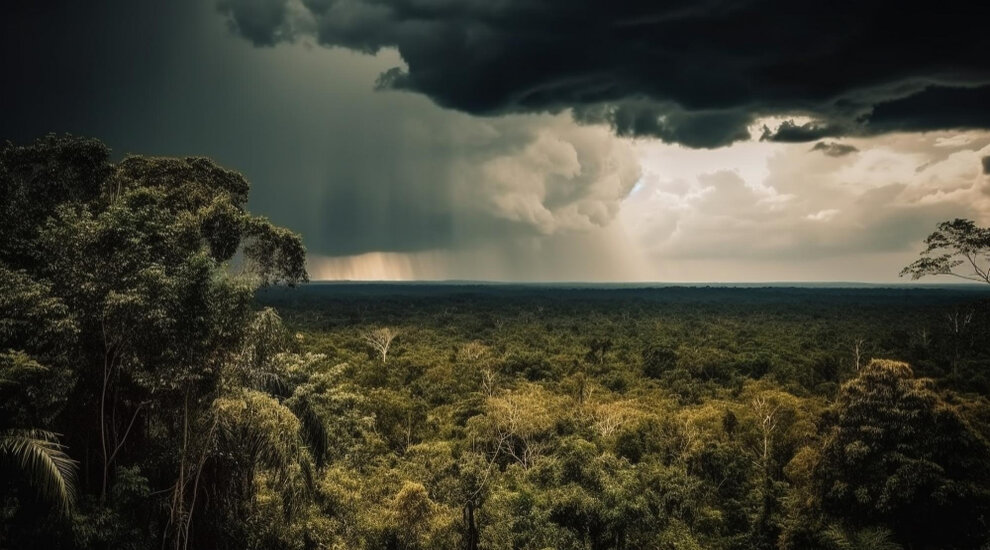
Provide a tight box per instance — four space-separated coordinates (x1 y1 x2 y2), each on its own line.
901 219 990 284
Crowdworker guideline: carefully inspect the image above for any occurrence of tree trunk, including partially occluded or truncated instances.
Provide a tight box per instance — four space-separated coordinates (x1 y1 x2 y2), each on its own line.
463 500 479 550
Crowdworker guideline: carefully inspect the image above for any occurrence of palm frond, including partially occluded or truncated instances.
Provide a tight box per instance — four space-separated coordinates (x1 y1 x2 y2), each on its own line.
855 527 901 550
0 350 48 386
822 524 902 550
0 429 78 514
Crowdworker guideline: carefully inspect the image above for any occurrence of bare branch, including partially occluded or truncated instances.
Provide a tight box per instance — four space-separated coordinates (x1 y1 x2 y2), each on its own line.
363 327 400 363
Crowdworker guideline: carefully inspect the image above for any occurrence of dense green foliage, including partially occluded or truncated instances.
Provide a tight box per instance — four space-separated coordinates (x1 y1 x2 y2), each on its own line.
3 135 990 549
253 284 990 550
1 135 308 549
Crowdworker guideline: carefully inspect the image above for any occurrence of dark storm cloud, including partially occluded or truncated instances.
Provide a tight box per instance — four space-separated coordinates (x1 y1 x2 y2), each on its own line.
217 0 990 148
1 0 641 261
862 85 990 133
572 101 752 149
217 0 295 45
763 121 843 143
983 156 990 175
810 142 858 157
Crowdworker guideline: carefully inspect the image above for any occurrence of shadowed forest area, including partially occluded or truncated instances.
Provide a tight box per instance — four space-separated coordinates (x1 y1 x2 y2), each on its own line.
3 136 990 549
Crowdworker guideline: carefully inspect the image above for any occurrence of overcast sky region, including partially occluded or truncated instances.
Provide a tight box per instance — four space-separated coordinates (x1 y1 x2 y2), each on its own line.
4 1 990 282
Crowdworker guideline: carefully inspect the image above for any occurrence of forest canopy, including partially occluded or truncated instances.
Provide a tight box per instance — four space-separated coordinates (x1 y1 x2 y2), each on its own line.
1 135 308 548
2 135 990 550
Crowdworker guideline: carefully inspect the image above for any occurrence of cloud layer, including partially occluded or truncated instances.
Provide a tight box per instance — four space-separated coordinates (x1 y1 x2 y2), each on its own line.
6 0 990 282
218 0 990 147
622 130 990 280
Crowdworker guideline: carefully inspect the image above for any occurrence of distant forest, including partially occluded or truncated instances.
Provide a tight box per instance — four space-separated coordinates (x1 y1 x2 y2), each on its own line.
3 136 990 549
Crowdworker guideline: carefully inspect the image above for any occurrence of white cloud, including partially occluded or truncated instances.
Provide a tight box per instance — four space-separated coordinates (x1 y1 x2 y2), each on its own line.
622 130 990 281
935 134 977 148
807 209 840 221
467 119 640 234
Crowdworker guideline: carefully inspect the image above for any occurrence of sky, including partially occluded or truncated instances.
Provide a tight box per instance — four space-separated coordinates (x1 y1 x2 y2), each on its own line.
4 1 990 282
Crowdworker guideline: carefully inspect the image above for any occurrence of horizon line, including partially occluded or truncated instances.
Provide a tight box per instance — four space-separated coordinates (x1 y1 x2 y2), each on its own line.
298 279 990 288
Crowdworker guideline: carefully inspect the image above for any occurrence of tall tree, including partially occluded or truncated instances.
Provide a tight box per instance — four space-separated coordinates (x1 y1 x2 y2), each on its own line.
0 135 309 549
816 359 990 549
901 219 990 284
